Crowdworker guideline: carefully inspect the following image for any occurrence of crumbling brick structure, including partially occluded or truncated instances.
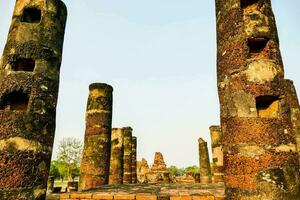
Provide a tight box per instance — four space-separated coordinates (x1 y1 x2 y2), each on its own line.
198 138 212 184
109 128 124 184
123 127 133 184
0 0 67 199
209 125 224 183
215 0 300 198
284 80 300 164
79 83 113 191
131 136 138 184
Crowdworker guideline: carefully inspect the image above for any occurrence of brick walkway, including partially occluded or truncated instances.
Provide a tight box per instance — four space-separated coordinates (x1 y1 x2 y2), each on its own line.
58 183 225 200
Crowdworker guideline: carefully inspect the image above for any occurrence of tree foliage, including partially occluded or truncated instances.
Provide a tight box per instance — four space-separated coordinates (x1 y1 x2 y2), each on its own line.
168 165 185 176
184 165 200 174
54 137 83 181
168 165 200 176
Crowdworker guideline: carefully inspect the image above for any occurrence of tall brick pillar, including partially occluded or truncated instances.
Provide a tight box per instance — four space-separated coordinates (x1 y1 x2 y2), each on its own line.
198 138 212 184
123 127 133 184
215 0 300 198
79 83 113 191
109 128 124 184
0 0 67 199
284 80 300 164
209 125 224 183
131 136 137 183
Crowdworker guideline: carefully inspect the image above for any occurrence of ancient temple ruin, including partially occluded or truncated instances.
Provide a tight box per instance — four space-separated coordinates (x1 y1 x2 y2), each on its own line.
109 128 124 184
123 127 133 184
198 138 212 184
216 0 300 198
0 0 67 199
79 83 113 190
108 127 138 185
209 125 223 183
131 136 138 184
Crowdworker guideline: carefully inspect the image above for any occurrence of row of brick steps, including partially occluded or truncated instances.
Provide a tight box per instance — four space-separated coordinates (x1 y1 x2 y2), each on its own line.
58 183 225 200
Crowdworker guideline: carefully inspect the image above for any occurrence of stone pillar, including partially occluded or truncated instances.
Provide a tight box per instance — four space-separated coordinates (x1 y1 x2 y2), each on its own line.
79 83 113 191
209 125 224 183
0 0 67 199
215 0 300 199
131 136 137 183
122 127 133 184
109 128 124 184
198 138 212 184
284 80 300 164
47 176 55 194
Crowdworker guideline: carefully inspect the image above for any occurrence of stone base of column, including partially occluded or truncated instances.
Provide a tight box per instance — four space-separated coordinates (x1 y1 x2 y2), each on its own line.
200 176 212 184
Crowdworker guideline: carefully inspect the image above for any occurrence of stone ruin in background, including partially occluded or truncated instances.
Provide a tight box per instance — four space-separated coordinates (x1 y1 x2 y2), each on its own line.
137 152 173 184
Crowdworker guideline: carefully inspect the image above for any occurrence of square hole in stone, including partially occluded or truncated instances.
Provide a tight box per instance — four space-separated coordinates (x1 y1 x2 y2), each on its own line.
241 0 259 8
0 91 29 111
21 7 41 23
256 96 279 118
12 58 35 72
247 37 269 58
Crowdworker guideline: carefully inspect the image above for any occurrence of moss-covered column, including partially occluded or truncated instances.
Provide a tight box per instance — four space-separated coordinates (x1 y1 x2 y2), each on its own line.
198 138 212 184
109 128 124 184
47 176 54 194
0 0 67 199
215 0 300 199
122 127 133 184
209 125 224 183
285 80 300 164
131 136 137 183
79 83 113 191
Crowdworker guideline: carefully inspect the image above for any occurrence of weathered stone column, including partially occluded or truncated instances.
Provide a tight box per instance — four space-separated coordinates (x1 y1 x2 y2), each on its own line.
215 0 300 199
47 176 55 194
109 128 124 184
131 136 137 183
209 125 224 183
122 127 133 184
198 138 212 184
79 83 113 191
0 0 67 199
285 80 300 164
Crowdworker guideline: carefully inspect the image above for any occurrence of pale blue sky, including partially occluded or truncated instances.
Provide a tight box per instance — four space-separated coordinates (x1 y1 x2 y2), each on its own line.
0 1 299 167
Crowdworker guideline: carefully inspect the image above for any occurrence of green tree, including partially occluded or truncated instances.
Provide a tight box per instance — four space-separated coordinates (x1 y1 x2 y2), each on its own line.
57 137 83 181
168 165 185 176
184 165 200 175
49 160 60 179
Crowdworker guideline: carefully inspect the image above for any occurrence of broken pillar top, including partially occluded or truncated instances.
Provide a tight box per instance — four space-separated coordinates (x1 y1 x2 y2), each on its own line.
198 137 207 144
89 83 113 92
209 125 221 132
112 128 123 131
3 0 68 57
151 152 167 171
123 127 133 137
123 126 133 131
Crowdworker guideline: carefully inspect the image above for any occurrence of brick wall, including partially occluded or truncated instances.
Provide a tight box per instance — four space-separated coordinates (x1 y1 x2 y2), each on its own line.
60 193 225 200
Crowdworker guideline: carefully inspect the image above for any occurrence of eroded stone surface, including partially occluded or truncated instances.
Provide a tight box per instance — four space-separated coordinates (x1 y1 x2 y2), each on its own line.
209 126 224 183
123 127 133 184
198 138 212 184
131 136 138 184
79 83 113 191
109 128 124 184
216 0 300 199
0 0 67 199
